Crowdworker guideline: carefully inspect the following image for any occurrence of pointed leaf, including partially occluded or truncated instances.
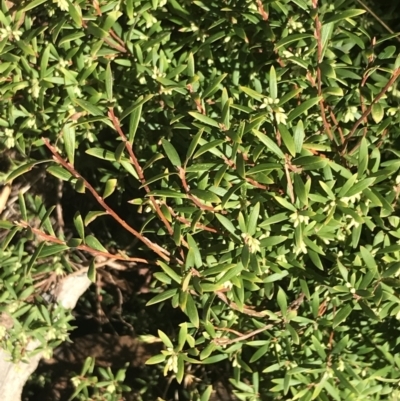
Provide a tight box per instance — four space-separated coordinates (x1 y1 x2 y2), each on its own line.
161 139 181 167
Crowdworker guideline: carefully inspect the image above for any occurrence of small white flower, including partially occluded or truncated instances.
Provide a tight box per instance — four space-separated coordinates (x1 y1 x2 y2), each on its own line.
42 347 53 359
151 66 166 79
160 86 173 95
72 86 82 97
241 233 261 253
71 376 81 388
30 78 40 99
26 117 36 128
343 106 358 123
276 254 287 264
322 200 336 213
165 354 178 374
293 238 307 256
106 384 116 393
53 0 69 11
341 193 361 205
13 30 22 41
0 325 6 339
222 281 233 290
58 58 69 68
290 211 310 228
345 214 360 230
46 328 57 341
274 107 287 125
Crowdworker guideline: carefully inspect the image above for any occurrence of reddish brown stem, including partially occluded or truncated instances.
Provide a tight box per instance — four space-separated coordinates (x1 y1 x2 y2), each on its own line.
17 221 149 264
42 138 172 263
343 67 400 154
108 109 174 237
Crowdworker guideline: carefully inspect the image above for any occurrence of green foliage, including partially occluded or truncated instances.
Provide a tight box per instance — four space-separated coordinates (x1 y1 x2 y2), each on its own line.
1 0 400 400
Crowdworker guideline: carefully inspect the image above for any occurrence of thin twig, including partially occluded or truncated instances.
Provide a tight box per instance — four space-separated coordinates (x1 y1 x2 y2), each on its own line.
178 167 223 213
355 0 400 41
17 221 150 264
213 293 305 345
108 109 174 238
343 67 400 154
42 138 172 263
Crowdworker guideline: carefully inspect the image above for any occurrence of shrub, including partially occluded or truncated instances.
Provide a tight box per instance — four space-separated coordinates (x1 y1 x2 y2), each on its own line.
1 0 400 400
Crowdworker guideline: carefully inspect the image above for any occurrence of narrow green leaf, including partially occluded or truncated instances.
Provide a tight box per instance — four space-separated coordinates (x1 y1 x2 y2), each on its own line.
202 73 227 98
38 244 69 258
293 175 308 206
46 166 72 182
274 196 296 211
360 246 377 272
86 21 109 38
189 111 220 128
287 97 321 122
332 304 352 328
129 105 142 143
185 293 199 328
161 139 181 167
6 161 44 183
239 85 264 101
22 0 47 10
277 287 287 315
25 242 45 275
216 214 237 235
269 65 277 99
293 120 304 153
279 124 296 157
324 9 366 24
252 129 285 159
293 155 327 170
260 213 288 227
193 139 224 158
158 261 181 284
345 178 375 198
145 353 166 365
247 202 260 236
190 189 221 204
275 33 314 49
158 329 174 348
73 98 103 116
103 178 117 199
200 385 213 401
121 94 153 120
187 52 195 77
185 129 203 162
68 1 82 27
147 189 186 199
18 193 27 221
105 62 113 101
63 123 75 165
85 235 107 252
187 234 202 268
146 288 178 306
73 212 85 239
87 259 96 282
